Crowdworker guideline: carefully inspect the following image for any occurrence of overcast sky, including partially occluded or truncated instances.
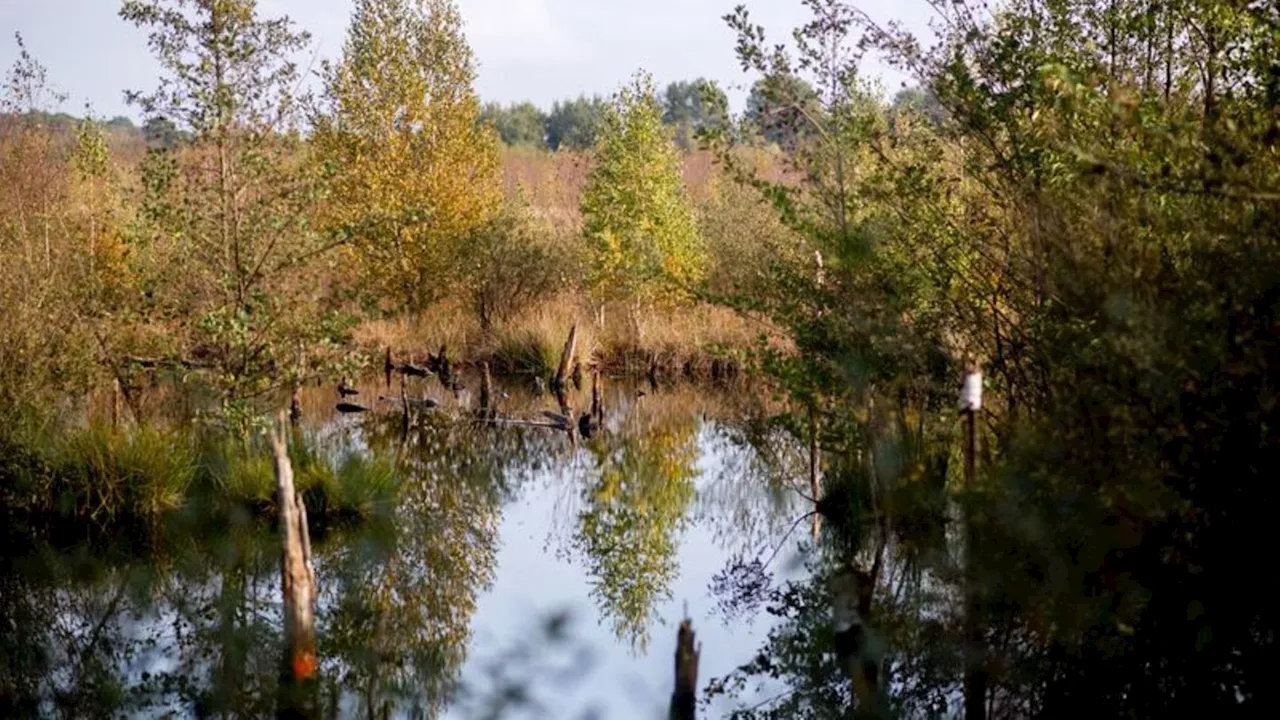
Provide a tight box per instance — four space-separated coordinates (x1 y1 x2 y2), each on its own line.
0 0 936 121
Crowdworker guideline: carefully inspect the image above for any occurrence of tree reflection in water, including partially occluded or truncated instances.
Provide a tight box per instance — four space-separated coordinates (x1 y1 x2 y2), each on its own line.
2 378 793 718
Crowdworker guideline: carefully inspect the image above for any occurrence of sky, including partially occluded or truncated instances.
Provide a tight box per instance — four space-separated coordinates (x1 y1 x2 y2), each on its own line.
0 0 937 122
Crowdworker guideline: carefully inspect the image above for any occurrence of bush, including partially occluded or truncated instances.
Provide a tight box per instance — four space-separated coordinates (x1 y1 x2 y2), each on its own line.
461 203 569 331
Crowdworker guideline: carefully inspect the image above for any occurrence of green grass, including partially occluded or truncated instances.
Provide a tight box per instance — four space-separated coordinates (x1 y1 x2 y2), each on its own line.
0 420 402 527
58 424 197 520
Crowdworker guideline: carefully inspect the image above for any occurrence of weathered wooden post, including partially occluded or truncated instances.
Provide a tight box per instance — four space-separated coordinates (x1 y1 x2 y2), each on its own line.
960 365 987 720
383 346 394 390
669 618 700 720
553 324 578 393
270 411 318 718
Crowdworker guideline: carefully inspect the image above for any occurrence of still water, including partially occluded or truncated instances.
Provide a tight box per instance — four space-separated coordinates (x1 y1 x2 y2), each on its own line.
1 374 811 718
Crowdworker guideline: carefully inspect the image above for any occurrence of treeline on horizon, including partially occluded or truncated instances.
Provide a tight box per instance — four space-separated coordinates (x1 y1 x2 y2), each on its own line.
3 79 942 153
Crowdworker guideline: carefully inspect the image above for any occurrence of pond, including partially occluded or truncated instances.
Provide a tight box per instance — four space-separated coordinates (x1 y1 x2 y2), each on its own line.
0 372 813 718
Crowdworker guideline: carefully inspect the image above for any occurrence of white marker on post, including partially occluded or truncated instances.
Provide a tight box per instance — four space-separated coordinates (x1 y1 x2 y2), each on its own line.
961 371 983 412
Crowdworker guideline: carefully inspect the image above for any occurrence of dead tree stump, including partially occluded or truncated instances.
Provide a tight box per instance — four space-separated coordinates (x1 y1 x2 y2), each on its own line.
271 412 318 717
552 324 577 393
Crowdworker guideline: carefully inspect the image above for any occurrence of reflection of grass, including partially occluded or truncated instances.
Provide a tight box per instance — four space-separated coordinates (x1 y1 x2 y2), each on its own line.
0 420 400 527
199 431 400 523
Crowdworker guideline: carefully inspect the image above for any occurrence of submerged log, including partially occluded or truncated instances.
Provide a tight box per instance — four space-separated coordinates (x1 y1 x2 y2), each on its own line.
669 618 700 720
552 324 578 392
271 412 318 717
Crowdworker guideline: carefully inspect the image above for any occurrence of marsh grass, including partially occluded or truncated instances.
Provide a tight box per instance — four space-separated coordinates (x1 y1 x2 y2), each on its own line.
354 295 776 381
1 419 401 527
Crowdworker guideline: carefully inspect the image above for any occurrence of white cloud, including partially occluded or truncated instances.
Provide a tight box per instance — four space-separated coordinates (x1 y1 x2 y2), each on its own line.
460 0 574 60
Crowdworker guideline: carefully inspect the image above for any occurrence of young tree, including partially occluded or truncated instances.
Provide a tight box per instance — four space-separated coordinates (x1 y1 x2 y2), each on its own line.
120 0 346 427
580 72 704 335
313 0 502 312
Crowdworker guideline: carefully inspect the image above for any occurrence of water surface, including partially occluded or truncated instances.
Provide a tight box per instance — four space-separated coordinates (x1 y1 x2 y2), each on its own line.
1 373 810 718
